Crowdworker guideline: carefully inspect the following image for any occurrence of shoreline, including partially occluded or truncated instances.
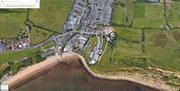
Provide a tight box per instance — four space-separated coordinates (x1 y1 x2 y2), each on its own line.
2 53 175 91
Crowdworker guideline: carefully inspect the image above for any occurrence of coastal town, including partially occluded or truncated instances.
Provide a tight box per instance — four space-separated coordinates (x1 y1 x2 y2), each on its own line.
0 0 180 91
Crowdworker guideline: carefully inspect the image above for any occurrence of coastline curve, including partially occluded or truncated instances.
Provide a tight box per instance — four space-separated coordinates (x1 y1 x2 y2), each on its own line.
1 53 174 91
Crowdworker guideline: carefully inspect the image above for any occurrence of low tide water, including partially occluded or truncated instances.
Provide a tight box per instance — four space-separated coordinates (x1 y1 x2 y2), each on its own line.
13 60 161 91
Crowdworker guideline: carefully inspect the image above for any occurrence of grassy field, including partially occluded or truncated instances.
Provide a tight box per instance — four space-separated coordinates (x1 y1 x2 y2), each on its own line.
115 27 141 43
172 29 180 44
91 28 143 73
113 0 165 28
30 27 52 45
0 10 27 38
112 5 124 26
113 0 134 26
0 48 39 64
29 0 73 32
90 42 146 73
133 3 145 18
0 0 73 38
166 2 180 27
145 30 180 71
133 4 165 28
92 0 180 74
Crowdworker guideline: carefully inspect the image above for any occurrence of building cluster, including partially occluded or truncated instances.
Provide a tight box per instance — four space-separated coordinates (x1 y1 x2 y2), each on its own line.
64 35 87 52
59 0 114 64
63 0 113 32
6 39 30 50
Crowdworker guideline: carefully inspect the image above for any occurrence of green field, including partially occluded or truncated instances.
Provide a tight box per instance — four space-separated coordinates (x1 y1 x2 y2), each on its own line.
167 2 180 27
30 27 52 45
115 27 141 43
93 0 180 74
29 0 73 32
145 30 180 71
91 42 146 73
0 0 72 38
172 29 180 44
0 10 27 38
133 3 145 18
133 4 165 28
0 48 39 64
113 0 134 26
91 28 144 73
112 5 124 26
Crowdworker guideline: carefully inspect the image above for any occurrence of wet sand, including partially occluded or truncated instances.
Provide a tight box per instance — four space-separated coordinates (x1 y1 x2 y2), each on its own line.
11 56 161 91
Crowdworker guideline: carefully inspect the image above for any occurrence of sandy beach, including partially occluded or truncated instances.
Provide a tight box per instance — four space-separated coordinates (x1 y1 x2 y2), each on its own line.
2 53 174 91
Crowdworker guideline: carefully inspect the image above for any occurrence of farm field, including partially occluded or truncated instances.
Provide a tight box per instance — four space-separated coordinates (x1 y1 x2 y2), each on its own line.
93 0 180 73
0 10 27 38
29 0 73 32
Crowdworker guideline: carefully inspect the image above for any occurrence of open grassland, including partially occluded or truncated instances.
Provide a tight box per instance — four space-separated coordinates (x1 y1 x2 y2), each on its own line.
112 5 124 26
0 48 39 64
93 0 180 74
113 0 165 28
30 27 52 45
145 30 180 71
166 1 180 27
133 4 165 28
113 0 134 26
90 42 147 74
172 29 180 44
91 28 144 73
0 10 26 38
29 0 73 32
133 3 145 18
115 27 141 43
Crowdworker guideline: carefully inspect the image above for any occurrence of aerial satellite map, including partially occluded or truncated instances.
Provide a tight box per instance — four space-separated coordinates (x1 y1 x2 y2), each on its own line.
0 0 180 91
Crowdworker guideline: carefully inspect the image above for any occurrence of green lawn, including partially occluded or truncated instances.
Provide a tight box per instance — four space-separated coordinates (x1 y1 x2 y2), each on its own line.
172 29 180 44
30 27 52 45
91 28 143 73
112 5 124 25
145 30 180 71
166 2 180 27
0 10 26 38
29 0 73 32
41 41 56 49
133 4 165 28
115 27 141 43
0 48 39 64
91 41 146 74
113 0 165 28
113 0 134 26
133 3 145 18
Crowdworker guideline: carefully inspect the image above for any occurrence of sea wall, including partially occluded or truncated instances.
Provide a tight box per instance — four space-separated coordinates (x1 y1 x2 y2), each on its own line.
2 53 174 91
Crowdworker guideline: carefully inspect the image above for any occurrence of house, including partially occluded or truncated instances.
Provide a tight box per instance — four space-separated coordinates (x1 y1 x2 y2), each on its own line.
0 42 5 52
145 0 160 3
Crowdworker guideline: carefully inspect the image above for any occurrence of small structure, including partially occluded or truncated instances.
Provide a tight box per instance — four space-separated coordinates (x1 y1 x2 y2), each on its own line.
145 0 160 3
0 42 5 52
0 85 8 91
